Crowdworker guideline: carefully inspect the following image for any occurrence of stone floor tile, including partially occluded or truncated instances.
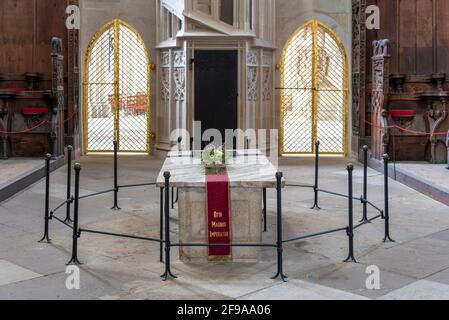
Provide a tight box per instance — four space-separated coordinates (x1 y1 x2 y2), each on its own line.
239 279 369 300
359 245 449 279
0 259 42 286
299 261 417 299
379 280 449 300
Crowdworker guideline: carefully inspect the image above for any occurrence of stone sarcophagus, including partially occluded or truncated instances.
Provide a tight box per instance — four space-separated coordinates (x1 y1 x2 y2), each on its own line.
177 187 263 262
157 150 279 263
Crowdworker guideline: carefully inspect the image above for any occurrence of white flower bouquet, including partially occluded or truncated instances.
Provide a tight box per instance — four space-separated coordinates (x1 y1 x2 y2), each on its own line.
201 144 231 172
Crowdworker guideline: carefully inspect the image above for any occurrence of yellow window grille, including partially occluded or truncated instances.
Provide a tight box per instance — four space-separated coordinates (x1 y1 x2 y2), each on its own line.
280 20 348 155
83 19 151 153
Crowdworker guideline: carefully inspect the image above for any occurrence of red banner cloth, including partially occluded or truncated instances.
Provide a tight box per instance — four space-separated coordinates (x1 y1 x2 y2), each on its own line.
388 109 417 117
1 88 26 92
206 168 232 261
21 107 49 115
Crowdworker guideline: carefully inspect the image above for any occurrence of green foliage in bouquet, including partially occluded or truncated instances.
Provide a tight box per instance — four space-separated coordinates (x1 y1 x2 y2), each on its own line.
201 144 232 173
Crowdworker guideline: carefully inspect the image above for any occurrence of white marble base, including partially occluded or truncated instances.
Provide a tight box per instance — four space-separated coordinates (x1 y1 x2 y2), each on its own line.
178 187 263 263
157 150 280 263
157 150 280 189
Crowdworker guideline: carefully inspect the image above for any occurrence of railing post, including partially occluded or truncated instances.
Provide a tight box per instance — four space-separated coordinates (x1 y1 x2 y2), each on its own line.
311 141 321 210
111 141 121 210
361 145 369 223
344 163 357 263
271 172 288 281
39 154 52 243
177 136 182 152
172 135 180 208
67 163 82 265
65 146 73 223
171 136 181 206
383 154 395 242
263 188 267 232
233 136 237 158
161 172 177 281
160 187 164 263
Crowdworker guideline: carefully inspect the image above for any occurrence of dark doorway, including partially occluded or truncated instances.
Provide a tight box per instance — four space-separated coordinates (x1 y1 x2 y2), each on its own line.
194 50 238 148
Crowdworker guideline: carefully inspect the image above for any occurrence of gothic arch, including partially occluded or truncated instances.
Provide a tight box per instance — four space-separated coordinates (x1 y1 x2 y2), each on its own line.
280 20 349 155
83 19 151 153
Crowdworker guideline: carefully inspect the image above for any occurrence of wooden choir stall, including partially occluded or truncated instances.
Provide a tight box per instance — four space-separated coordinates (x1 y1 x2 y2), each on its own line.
370 39 449 167
0 38 65 159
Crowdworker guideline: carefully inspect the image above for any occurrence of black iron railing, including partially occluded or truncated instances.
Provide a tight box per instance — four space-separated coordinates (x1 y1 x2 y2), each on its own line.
39 141 394 282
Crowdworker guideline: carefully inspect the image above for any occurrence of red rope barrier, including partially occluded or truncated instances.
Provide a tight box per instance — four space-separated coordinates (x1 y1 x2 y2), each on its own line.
0 112 76 135
365 120 449 136
63 112 75 123
0 121 47 135
47 112 76 126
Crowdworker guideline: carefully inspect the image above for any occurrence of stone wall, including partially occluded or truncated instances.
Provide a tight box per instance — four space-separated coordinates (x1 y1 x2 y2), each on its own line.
78 0 353 156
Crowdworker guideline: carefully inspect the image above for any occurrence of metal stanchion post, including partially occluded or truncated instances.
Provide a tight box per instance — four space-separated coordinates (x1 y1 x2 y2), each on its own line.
360 145 369 223
65 146 73 223
177 136 182 152
233 137 237 158
344 164 357 263
263 188 267 232
67 163 82 265
161 172 177 280
111 141 121 210
172 137 182 205
39 154 52 243
271 172 288 281
311 141 321 210
383 154 395 242
172 135 179 208
160 187 164 263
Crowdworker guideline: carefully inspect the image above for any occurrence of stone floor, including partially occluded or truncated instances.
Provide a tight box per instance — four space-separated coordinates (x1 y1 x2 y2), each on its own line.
394 162 449 192
0 157 65 203
0 158 44 194
0 158 43 186
0 155 449 300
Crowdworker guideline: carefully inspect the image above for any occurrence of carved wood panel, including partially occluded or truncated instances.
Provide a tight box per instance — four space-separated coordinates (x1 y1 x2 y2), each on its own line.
352 0 367 141
0 0 79 156
371 39 390 160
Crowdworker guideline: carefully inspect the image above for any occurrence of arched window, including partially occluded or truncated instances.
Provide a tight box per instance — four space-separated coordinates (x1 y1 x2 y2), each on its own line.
83 19 151 153
280 20 348 155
